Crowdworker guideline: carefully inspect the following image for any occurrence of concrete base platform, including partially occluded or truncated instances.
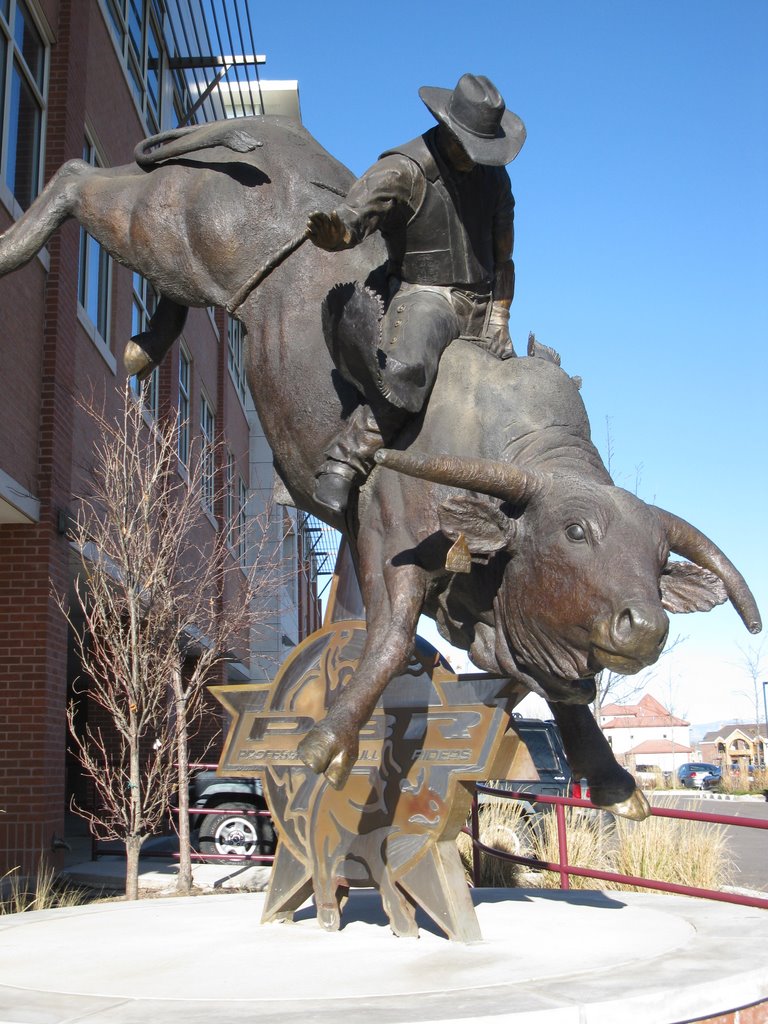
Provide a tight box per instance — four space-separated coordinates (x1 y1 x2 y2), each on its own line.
0 888 766 1023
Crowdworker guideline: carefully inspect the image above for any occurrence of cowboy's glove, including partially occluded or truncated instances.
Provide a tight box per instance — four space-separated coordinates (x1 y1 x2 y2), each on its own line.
485 302 516 360
306 210 352 252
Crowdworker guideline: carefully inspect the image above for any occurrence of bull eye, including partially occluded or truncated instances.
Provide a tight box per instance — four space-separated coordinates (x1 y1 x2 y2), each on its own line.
565 523 587 543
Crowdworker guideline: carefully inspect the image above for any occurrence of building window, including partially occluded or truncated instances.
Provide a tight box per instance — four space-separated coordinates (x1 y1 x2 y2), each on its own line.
224 449 234 535
227 316 248 403
130 363 159 419
200 393 215 516
129 272 158 416
177 346 190 465
0 0 48 212
224 452 247 560
78 138 112 344
101 0 164 133
237 475 247 563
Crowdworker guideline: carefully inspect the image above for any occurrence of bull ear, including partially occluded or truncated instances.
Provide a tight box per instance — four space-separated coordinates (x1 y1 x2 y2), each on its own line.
660 559 727 614
437 496 515 555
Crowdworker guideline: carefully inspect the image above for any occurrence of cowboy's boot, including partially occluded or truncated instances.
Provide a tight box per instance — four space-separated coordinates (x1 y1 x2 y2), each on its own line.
314 402 405 514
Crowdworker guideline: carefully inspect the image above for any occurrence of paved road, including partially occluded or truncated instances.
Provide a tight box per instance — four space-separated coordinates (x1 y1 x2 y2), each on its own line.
651 794 768 893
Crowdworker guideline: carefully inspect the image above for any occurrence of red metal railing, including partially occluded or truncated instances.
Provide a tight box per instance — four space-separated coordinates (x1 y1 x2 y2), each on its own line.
469 785 768 910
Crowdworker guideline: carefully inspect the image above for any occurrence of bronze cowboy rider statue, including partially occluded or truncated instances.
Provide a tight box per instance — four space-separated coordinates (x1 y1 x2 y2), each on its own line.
308 73 526 514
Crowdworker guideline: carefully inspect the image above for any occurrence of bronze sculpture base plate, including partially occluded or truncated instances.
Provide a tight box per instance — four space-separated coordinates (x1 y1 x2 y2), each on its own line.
213 621 529 940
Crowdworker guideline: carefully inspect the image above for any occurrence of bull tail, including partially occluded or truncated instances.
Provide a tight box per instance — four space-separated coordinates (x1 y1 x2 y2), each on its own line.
134 124 263 169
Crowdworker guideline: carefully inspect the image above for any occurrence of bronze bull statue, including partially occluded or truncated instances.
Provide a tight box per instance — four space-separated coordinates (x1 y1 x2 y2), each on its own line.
0 116 760 819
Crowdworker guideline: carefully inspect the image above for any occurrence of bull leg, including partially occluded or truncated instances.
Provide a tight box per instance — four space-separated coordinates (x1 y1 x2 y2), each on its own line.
298 563 426 789
312 871 342 931
124 296 189 378
380 872 419 938
0 159 92 276
547 702 650 820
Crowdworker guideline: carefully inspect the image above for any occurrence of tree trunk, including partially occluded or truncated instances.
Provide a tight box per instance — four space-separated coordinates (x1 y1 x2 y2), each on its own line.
125 837 142 900
173 670 194 895
126 717 142 900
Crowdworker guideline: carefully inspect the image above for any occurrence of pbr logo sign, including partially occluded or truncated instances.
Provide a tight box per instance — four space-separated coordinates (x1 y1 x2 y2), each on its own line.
213 622 527 941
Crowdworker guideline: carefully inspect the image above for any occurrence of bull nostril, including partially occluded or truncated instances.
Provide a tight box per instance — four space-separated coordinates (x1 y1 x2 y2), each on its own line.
613 608 634 644
610 605 669 651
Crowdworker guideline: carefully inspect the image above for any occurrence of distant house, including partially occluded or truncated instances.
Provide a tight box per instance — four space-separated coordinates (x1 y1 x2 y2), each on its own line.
601 694 692 773
699 724 767 770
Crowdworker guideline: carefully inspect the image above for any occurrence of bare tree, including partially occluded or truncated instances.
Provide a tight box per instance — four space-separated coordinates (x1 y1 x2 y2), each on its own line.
734 640 767 765
593 633 688 730
592 670 648 731
62 386 288 898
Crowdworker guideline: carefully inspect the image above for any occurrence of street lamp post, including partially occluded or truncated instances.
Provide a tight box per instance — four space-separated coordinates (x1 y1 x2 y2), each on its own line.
762 681 768 768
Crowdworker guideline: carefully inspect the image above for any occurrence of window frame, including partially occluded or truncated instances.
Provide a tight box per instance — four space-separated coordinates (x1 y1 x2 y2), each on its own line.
227 315 248 407
177 344 191 468
0 0 50 219
98 0 165 135
224 447 234 540
128 271 159 418
236 474 247 564
200 391 216 521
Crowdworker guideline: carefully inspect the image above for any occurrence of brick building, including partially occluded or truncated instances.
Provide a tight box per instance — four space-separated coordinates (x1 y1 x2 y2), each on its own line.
699 724 767 771
0 0 321 875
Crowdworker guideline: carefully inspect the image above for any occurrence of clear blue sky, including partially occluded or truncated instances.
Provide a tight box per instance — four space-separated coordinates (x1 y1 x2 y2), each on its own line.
256 1 768 724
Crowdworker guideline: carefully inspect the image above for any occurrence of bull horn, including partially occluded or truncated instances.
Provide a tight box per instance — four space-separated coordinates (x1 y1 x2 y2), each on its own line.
374 449 544 504
654 507 762 634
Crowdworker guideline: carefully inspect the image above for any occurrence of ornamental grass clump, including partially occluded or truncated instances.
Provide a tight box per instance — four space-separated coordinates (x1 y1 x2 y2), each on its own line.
718 766 767 796
530 808 612 891
456 798 532 887
0 864 90 915
610 799 733 893
462 795 733 895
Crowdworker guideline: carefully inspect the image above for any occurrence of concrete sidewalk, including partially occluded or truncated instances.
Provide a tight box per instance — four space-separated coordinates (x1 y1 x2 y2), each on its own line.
60 829 273 895
652 789 767 802
1 888 767 1023
62 853 272 894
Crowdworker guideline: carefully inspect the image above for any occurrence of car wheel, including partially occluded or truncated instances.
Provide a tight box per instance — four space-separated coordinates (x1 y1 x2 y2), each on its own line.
478 804 537 858
198 801 276 864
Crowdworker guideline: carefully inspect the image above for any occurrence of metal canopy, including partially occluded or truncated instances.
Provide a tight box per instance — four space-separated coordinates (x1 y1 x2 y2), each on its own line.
163 0 299 124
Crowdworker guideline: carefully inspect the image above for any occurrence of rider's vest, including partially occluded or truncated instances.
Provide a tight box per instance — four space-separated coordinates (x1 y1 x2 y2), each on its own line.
380 132 508 289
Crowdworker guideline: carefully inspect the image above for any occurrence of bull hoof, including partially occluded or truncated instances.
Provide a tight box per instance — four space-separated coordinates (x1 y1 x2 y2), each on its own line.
123 340 154 378
326 749 354 790
603 789 651 821
297 724 355 789
316 902 341 932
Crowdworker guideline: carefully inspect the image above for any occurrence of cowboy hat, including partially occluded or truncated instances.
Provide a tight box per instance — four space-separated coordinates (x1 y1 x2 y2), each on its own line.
419 73 526 166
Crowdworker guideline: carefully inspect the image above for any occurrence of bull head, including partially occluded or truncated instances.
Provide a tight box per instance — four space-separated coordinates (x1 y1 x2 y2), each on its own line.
375 449 761 698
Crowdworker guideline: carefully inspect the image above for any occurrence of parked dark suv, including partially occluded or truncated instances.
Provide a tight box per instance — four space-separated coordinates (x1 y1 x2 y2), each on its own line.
190 770 277 863
479 716 591 827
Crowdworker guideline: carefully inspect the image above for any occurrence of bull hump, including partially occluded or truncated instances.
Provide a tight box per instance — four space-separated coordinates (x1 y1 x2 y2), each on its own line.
424 344 591 460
